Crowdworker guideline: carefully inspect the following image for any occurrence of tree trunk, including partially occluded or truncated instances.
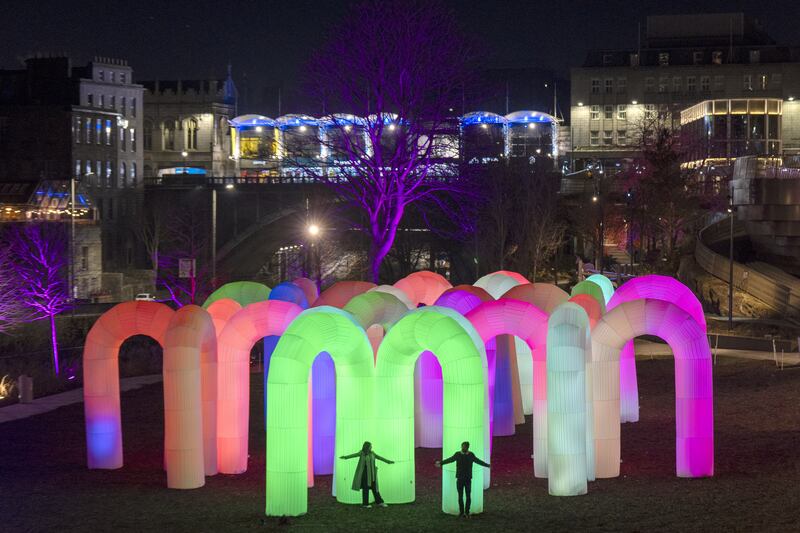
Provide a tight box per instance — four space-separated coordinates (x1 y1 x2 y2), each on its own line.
49 313 60 375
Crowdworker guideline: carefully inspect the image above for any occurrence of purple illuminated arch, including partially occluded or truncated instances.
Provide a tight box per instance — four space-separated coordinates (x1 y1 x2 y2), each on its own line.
608 275 706 423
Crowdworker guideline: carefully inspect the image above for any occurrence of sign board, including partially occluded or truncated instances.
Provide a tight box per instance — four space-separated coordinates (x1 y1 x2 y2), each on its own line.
179 258 196 278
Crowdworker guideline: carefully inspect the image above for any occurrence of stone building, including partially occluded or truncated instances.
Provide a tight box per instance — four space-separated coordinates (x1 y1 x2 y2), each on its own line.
141 71 237 178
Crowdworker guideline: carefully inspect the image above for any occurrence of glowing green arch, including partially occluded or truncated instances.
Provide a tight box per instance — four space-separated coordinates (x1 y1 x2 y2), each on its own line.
571 280 606 314
202 281 271 309
586 274 614 305
342 290 409 331
375 306 488 515
265 306 375 516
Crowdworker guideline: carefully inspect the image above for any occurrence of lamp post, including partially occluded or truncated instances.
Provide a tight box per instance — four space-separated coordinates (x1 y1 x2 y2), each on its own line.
307 223 322 291
728 194 734 331
181 151 188 174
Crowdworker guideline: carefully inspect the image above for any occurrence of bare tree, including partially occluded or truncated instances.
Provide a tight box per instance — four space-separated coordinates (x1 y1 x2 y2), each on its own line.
2 223 71 374
300 0 478 282
0 244 30 335
158 207 213 307
133 199 165 277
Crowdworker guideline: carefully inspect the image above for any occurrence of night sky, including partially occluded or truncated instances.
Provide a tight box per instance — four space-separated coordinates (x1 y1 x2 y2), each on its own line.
3 0 799 113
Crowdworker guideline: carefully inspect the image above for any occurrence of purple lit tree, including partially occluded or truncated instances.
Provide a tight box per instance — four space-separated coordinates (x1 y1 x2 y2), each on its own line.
2 223 71 374
302 0 478 282
0 244 30 335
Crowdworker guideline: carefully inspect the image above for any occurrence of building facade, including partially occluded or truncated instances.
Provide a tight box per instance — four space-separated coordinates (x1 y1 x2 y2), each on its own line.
0 55 145 271
569 13 800 171
141 74 237 178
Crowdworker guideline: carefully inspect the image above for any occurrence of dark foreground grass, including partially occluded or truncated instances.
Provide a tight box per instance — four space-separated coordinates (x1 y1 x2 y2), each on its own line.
2 357 799 532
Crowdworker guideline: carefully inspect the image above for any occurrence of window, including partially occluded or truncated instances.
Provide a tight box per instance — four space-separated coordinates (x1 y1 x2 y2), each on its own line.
96 198 103 220
87 93 93 106
85 160 92 176
645 77 655 92
105 119 113 145
658 52 669 66
687 76 697 92
109 95 115 109
144 121 153 150
105 160 112 188
120 162 126 187
604 105 613 119
645 104 656 119
130 162 136 184
629 53 639 67
130 97 136 116
617 130 627 145
617 104 627 120
75 117 81 143
591 79 600 94
700 76 711 92
95 161 101 184
743 75 753 91
81 246 88 270
750 50 761 64
130 128 136 152
602 53 614 66
590 131 599 146
714 75 724 91
672 77 681 92
590 105 600 120
617 78 627 93
119 127 126 151
693 51 703 65
98 94 104 107
98 70 104 81
658 77 668 93
759 74 768 90
712 51 723 65
95 119 102 145
85 119 91 143
603 130 613 145
604 79 613 94
163 120 176 150
186 118 199 150
110 71 115 83
120 96 126 115
120 73 126 84
75 159 81 177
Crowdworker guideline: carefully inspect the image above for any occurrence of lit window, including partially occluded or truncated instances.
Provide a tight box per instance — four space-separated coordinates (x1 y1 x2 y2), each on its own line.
700 76 711 92
130 97 136 116
95 161 101 184
110 71 115 83
759 74 768 90
106 161 112 187
163 120 176 150
105 119 113 145
186 118 199 150
712 51 723 65
591 79 600 94
109 95 115 109
603 130 613 145
130 128 136 152
120 162 126 187
98 94 104 107
645 77 655 92
604 105 613 119
95 119 102 145
645 104 656 119
85 119 92 143
85 160 92 176
658 52 669 66
120 127 126 151
693 51 703 65
617 78 627 93
617 104 627 120
75 159 81 177
687 76 697 92
590 131 599 146
617 130 627 145
605 79 613 94
743 75 753 91
75 117 81 143
590 105 600 120
130 162 136 183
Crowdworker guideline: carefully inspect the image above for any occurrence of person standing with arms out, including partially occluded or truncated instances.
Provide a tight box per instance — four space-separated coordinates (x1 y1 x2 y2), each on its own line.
435 441 490 517
340 441 394 508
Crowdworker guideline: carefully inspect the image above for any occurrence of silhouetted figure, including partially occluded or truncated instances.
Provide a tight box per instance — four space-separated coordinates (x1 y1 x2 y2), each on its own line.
435 441 490 517
340 441 394 508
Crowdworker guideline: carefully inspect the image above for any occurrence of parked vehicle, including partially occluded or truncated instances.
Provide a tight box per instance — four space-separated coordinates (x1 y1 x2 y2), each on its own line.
134 293 157 301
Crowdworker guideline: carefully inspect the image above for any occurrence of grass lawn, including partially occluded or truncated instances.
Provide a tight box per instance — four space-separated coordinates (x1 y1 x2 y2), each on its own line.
2 357 799 532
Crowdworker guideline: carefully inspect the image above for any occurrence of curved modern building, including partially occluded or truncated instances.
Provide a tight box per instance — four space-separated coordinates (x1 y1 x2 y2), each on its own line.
228 110 559 178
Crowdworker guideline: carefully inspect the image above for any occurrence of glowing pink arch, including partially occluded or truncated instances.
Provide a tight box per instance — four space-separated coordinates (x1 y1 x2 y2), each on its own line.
592 299 714 478
206 298 243 338
394 270 452 307
465 299 549 477
312 281 375 308
83 302 218 488
217 300 304 473
608 275 707 423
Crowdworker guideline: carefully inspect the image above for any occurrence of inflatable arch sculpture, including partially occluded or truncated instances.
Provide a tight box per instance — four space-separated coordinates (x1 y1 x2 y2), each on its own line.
369 284 414 309
265 307 376 516
473 272 526 433
591 299 714 478
608 275 707 423
570 280 607 314
343 290 409 355
394 270 452 307
292 277 319 307
202 281 271 309
546 302 593 496
568 294 603 329
206 298 243 338
465 299 549 478
585 274 615 305
216 300 303 474
83 302 219 489
312 280 376 308
374 307 489 515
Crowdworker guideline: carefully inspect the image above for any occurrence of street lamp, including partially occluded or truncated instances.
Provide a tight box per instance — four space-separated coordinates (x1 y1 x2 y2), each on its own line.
727 194 734 331
307 223 322 291
181 151 188 174
307 223 320 237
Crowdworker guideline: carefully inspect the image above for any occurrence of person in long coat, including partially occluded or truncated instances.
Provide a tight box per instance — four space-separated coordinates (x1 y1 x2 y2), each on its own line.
340 441 394 508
